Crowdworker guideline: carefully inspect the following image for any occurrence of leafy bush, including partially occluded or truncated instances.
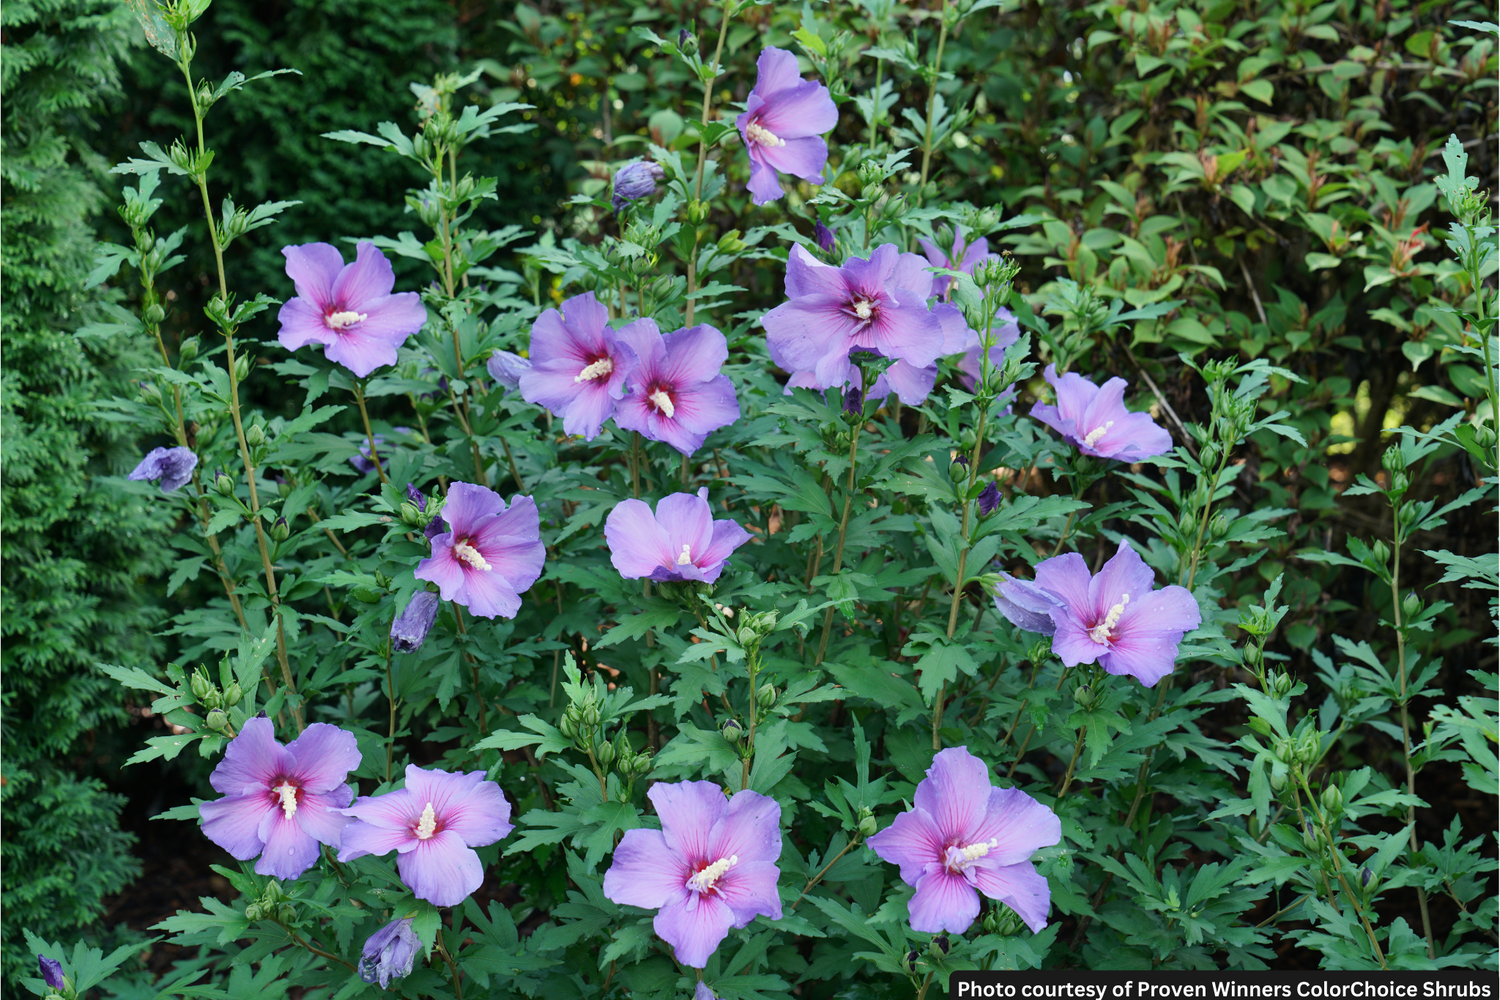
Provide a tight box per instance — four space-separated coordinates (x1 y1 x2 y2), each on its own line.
13 0 1498 995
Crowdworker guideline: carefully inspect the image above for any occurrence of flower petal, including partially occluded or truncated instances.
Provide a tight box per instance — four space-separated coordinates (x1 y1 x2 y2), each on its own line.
907 870 981 934
324 331 399 378
455 562 524 619
294 786 355 849
415 539 468 603
880 360 935 406
913 747 992 843
709 789 782 865
649 780 727 863
755 79 838 137
441 482 508 536
660 325 729 386
210 716 291 795
200 792 270 860
405 766 515 847
784 244 845 300
650 376 741 456
1032 552 1093 620
605 499 676 579
754 134 829 185
282 242 345 306
1087 540 1157 623
347 291 427 344
286 723 362 792
255 806 324 880
656 891 736 969
867 807 944 887
1050 616 1105 668
750 46 804 99
604 828 690 909
333 241 398 312
970 861 1052 932
398 830 485 906
278 297 335 350
746 152 787 205
656 492 715 569
713 859 783 924
968 786 1062 866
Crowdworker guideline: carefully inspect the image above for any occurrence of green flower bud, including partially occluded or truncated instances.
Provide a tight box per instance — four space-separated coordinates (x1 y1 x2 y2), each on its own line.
948 460 969 482
190 669 213 703
688 200 709 225
269 517 290 543
1209 513 1230 540
245 903 263 921
558 714 577 741
756 683 777 711
1320 784 1342 815
233 353 251 382
857 808 878 838
737 626 758 646
722 718 745 743
1199 442 1220 469
277 477 293 498
1302 820 1318 851
244 423 265 447
717 229 745 253
583 702 601 727
1371 539 1390 566
903 950 921 973
399 502 423 527
631 751 654 778
1268 760 1289 792
277 904 296 924
179 336 200 364
994 904 1025 936
929 933 951 957
144 302 167 326
222 682 243 708
1382 444 1406 474
213 470 236 495
205 709 229 732
596 740 616 767
1073 684 1096 709
1401 592 1421 619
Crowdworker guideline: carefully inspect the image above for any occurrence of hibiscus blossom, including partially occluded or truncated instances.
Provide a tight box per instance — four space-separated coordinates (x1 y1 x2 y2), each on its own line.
415 482 545 620
1030 364 1173 462
735 47 838 205
277 241 428 378
518 291 640 440
613 321 740 456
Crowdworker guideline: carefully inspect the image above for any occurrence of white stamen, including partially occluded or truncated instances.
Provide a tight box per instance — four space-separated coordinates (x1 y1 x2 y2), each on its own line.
850 297 876 322
326 310 368 330
574 357 614 383
1081 420 1115 448
453 540 492 572
1089 593 1130 645
944 838 999 873
746 122 784 147
415 801 437 840
686 855 739 893
272 782 298 818
676 543 693 566
649 388 676 418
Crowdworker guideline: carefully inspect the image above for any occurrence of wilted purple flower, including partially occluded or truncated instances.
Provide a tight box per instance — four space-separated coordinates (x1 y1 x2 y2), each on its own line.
995 540 1201 687
340 765 514 908
359 918 420 987
391 591 441 653
866 746 1059 934
843 384 863 415
814 221 835 253
349 434 386 475
918 226 992 300
277 241 428 378
519 292 640 440
735 47 838 205
612 160 666 213
406 483 426 512
38 956 64 989
763 244 945 391
603 781 782 968
486 349 532 394
695 984 720 1000
415 482 545 620
977 481 1002 515
613 321 740 456
604 488 751 584
129 445 198 492
1030 364 1172 462
198 717 361 880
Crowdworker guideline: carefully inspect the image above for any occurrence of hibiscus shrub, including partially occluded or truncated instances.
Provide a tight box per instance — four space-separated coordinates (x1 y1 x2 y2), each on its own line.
28 0 1499 994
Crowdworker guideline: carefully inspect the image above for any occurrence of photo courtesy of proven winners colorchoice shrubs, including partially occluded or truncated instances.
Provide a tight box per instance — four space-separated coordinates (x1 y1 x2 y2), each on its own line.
7 0 1497 996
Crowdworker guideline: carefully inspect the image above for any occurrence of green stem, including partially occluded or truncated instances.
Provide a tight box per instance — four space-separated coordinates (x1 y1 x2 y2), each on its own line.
815 424 863 665
917 0 951 192
353 381 389 486
788 835 862 910
1389 515 1435 958
685 12 731 328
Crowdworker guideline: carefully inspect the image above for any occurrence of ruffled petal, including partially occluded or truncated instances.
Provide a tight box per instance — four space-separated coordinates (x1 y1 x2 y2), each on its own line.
1044 365 1100 425
660 325 729 386
455 562 524 619
784 244 845 300
913 747 993 843
746 151 787 206
1098 634 1181 687
762 295 863 376
210 716 291 794
649 780 727 863
1084 410 1174 461
866 807 944 886
323 331 399 379
282 242 345 306
415 539 469 603
255 807 324 880
200 792 270 860
613 317 665 375
605 499 676 578
348 292 427 344
1049 617 1105 668
888 251 935 301
286 723 362 792
1079 376 1130 438
338 816 416 862
907 871 981 934
750 47 804 99
880 360 936 406
755 78 837 137
713 859 783 924
1087 541 1158 623
293 786 354 849
695 516 753 578
656 377 740 456
708 789 782 865
405 766 514 847
754 134 829 185
398 831 485 907
557 381 617 440
968 786 1062 866
969 861 1052 932
657 491 715 570
603 829 691 909
333 241 399 311
1032 552 1093 620
992 575 1065 635
277 297 335 351
656 891 736 969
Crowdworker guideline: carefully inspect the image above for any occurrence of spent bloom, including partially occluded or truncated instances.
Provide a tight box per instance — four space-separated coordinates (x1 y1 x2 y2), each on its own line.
612 160 665 213
1030 364 1172 462
977 481 1002 516
416 483 545 620
605 488 752 584
763 244 945 392
736 47 838 205
129 445 198 492
199 717 361 880
391 591 441 653
918 225 992 300
359 918 421 988
613 321 740 456
277 241 428 378
603 781 782 968
38 956 65 990
993 539 1201 687
519 291 640 440
814 221 836 253
486 349 532 394
866 747 1060 934
340 764 514 908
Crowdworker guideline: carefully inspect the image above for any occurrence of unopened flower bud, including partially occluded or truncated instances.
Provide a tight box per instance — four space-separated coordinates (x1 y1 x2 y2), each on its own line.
858 807 877 838
949 460 969 482
630 751 653 777
391 592 441 653
1382 443 1406 474
179 336 199 364
1401 592 1421 619
213 469 235 495
1073 684 1095 709
737 626 758 646
596 740 616 767
904 950 921 973
678 28 698 55
757 683 777 711
1303 820 1318 851
1321 784 1342 815
688 200 709 225
140 380 163 405
1209 513 1230 540
244 423 265 447
722 718 744 743
38 956 65 991
144 302 167 326
206 709 229 732
190 669 212 702
1268 760 1289 791
1371 539 1390 566
245 903 264 921
994 904 1024 936
233 353 251 382
930 933 951 956
269 516 290 542
814 221 835 253
583 701 601 727
277 904 296 924
977 481 1001 515
717 229 746 253
222 681 243 707
399 502 423 527
405 482 427 513
276 476 293 498
1360 866 1372 888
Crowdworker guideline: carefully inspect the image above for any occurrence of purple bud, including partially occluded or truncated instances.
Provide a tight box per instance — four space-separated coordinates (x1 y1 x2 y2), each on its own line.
39 956 64 989
406 483 426 512
814 221 835 253
977 481 1001 515
391 592 441 653
679 28 691 46
843 385 863 415
359 917 420 987
424 516 447 540
128 445 198 492
612 160 666 213
1360 866 1372 888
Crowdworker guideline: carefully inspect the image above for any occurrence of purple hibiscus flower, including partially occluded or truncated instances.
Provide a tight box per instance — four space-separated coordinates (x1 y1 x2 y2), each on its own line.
994 540 1201 687
613 321 740 456
918 225 992 300
277 241 428 378
518 291 640 440
612 160 665 213
763 244 946 392
1030 364 1172 462
198 717 361 880
359 917 421 987
866 746 1060 934
604 488 752 584
38 956 65 990
391 591 441 653
340 764 514 908
603 781 783 969
735 47 838 206
415 482 545 620
128 445 198 492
